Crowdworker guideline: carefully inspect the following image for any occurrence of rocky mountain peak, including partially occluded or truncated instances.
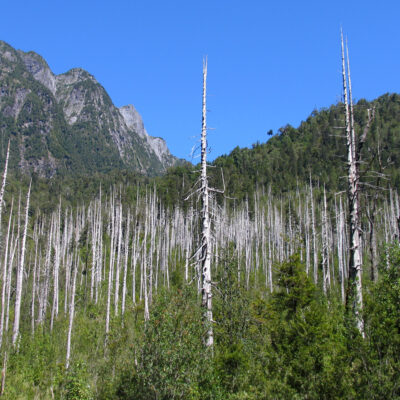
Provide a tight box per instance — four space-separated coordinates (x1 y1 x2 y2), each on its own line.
118 105 175 168
0 40 182 177
119 104 147 138
18 50 57 95
56 68 97 86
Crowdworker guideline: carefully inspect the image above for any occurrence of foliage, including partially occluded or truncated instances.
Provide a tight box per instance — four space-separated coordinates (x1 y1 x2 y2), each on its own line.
58 362 93 400
204 94 399 200
1 41 400 398
247 254 351 399
2 249 400 398
115 287 218 400
362 244 400 398
213 251 252 396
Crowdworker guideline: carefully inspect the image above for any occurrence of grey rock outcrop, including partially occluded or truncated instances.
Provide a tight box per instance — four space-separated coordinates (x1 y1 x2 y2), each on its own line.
119 105 175 168
0 40 180 177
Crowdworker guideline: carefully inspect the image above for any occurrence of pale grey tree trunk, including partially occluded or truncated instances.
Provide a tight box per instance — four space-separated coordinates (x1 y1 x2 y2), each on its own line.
12 180 31 345
0 199 13 348
310 178 318 284
0 140 10 236
51 205 61 331
66 251 78 369
121 210 130 316
39 216 53 324
200 58 213 348
143 209 150 322
105 194 115 336
31 222 39 335
341 31 364 336
1 352 7 396
64 210 72 315
322 187 329 293
5 216 17 333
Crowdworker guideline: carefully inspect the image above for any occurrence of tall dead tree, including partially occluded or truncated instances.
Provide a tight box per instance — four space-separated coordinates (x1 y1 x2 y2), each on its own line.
341 32 374 337
0 200 13 348
12 180 31 345
0 140 10 232
66 250 78 369
200 58 213 348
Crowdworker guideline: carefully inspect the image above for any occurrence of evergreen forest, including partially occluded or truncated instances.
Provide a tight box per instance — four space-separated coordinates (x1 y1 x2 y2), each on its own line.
0 54 399 399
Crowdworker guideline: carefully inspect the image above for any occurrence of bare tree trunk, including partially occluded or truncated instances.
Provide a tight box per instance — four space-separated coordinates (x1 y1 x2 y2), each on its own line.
310 178 318 284
121 210 130 316
200 58 213 348
0 140 10 236
143 210 149 322
31 222 39 335
105 194 115 336
131 221 140 306
322 187 329 293
0 200 12 348
114 202 123 316
51 205 61 331
64 210 72 315
66 251 78 369
341 32 364 337
12 180 31 345
0 352 7 396
5 216 16 334
336 196 346 303
39 216 53 325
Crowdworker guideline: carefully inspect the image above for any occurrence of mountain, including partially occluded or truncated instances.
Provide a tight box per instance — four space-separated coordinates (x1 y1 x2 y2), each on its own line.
0 40 181 177
156 93 400 207
0 56 399 398
212 93 400 194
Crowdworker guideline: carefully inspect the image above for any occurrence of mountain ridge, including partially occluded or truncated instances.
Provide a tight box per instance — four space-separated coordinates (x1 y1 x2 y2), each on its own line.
0 40 182 177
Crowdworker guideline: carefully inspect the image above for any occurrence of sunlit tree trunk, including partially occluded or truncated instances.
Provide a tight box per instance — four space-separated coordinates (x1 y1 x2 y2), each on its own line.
51 204 61 331
322 187 330 293
12 180 31 345
121 210 130 316
105 192 115 336
66 251 78 369
341 32 364 336
143 208 149 322
0 140 10 237
5 214 17 333
0 199 13 348
114 202 122 316
200 58 213 348
310 178 318 284
31 221 39 335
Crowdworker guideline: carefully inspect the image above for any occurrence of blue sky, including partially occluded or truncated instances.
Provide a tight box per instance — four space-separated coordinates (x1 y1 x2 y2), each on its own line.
1 0 399 161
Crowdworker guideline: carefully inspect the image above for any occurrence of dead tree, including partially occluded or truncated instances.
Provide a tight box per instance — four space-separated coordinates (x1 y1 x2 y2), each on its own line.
66 251 78 369
341 32 374 337
200 58 213 348
0 140 10 233
0 200 13 348
12 180 31 345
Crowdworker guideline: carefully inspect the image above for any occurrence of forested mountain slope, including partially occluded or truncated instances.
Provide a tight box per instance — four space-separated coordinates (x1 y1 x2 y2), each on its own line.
211 93 400 197
0 40 181 177
160 93 400 205
0 59 399 398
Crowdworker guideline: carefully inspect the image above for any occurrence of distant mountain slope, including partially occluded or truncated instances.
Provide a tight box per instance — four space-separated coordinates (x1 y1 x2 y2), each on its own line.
208 93 400 196
0 40 181 177
160 93 400 203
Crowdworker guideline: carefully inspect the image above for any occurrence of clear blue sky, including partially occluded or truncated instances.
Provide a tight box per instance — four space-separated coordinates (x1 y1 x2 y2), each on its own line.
0 0 399 161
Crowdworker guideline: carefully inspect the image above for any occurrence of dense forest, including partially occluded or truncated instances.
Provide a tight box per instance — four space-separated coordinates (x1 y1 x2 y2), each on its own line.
0 59 399 400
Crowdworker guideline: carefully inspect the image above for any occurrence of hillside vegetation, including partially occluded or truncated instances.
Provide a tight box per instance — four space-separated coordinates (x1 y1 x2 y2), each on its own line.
0 93 398 399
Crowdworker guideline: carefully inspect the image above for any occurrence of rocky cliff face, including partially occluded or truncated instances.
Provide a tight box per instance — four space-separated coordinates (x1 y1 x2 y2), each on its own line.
0 40 181 177
119 104 176 169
